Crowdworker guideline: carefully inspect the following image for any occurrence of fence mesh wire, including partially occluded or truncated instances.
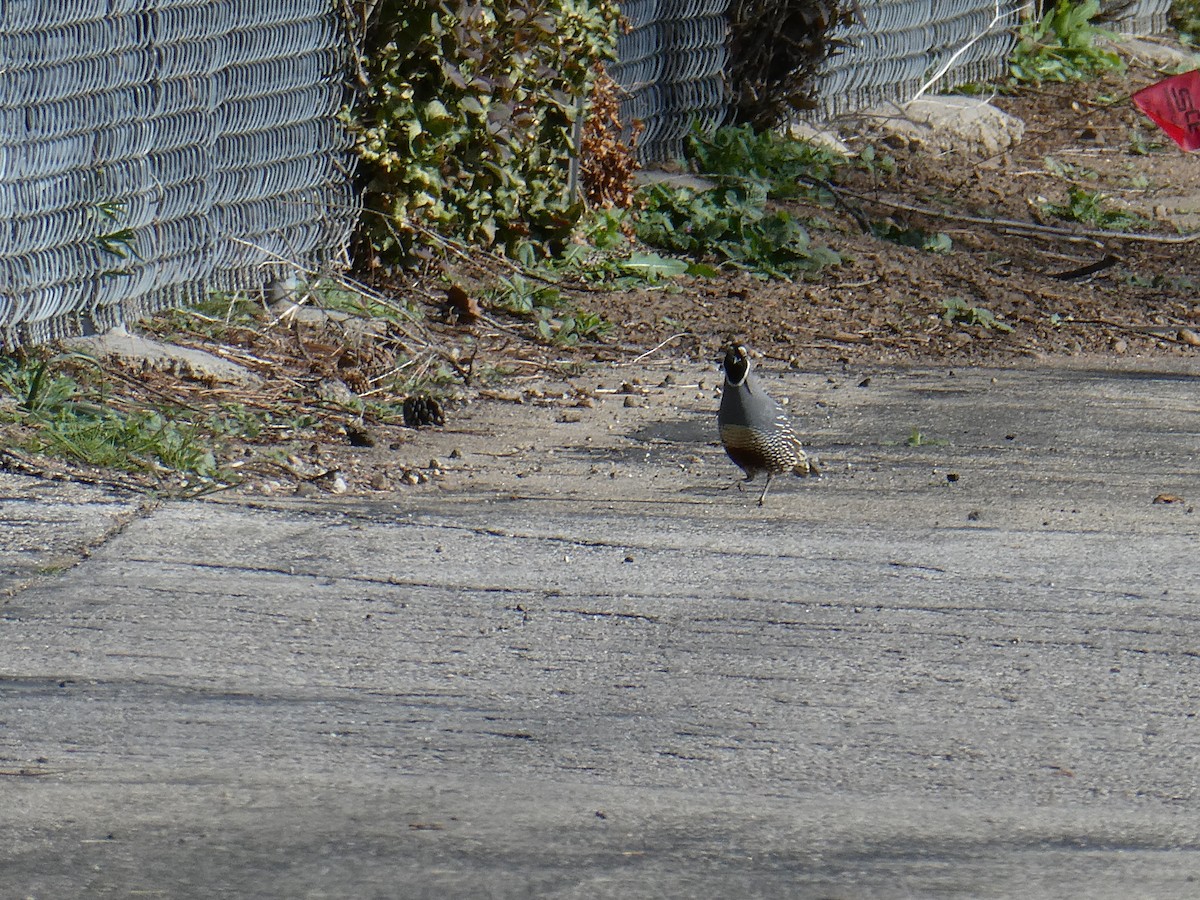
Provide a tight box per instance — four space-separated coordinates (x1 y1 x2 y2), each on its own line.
609 0 732 162
1102 0 1174 36
811 0 1021 120
611 0 1172 161
0 1 1178 337
0 0 356 348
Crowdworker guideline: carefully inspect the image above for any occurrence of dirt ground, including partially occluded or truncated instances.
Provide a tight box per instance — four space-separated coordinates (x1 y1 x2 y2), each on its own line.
8 44 1197 498
591 61 1200 369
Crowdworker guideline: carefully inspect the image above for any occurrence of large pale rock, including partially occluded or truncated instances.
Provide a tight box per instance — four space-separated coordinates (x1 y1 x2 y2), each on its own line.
862 95 1026 156
787 120 851 156
1147 194 1200 232
634 170 718 192
1108 36 1200 72
65 326 262 387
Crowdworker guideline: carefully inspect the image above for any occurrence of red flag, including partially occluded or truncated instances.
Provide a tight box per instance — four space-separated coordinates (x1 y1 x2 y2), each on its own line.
1133 69 1200 152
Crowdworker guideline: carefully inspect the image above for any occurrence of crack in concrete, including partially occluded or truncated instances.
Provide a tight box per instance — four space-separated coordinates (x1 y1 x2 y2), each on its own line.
1 494 159 600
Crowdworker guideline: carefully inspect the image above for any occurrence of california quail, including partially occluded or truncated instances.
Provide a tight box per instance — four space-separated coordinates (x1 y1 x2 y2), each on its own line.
718 343 819 506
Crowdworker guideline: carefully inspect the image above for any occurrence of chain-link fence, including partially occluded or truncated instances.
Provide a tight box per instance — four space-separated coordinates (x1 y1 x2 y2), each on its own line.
612 0 1173 161
0 1 1180 345
0 0 355 348
812 0 1021 120
1101 0 1174 35
609 0 732 162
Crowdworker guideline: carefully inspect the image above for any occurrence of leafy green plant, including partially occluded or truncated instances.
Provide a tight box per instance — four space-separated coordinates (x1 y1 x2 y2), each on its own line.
536 307 611 344
576 207 629 252
883 425 948 449
940 298 1013 333
871 221 953 253
550 213 696 285
306 279 422 323
0 353 232 490
489 272 611 344
905 426 949 448
1129 123 1158 155
610 252 692 280
1009 0 1124 85
1043 156 1098 181
351 0 619 262
0 354 80 414
685 124 847 200
91 202 137 260
1039 187 1150 231
32 409 218 478
1172 0 1200 45
856 144 896 178
634 181 841 279
492 274 562 317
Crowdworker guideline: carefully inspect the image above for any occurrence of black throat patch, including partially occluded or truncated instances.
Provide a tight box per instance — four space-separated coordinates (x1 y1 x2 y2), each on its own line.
723 346 750 385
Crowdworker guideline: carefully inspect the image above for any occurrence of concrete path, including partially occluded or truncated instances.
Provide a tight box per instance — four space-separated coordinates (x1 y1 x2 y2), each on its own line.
2 361 1198 899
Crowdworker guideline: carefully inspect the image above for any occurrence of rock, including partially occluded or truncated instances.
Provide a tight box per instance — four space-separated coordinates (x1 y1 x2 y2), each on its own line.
316 378 357 405
65 326 262 387
634 170 717 192
787 120 851 155
346 424 375 447
860 96 1025 156
1109 37 1200 72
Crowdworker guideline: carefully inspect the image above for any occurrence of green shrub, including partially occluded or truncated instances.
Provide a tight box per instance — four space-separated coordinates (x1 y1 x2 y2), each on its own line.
685 124 846 200
351 0 619 264
623 124 846 278
634 182 841 279
0 353 224 485
1039 186 1151 231
1009 0 1124 85
1172 0 1200 44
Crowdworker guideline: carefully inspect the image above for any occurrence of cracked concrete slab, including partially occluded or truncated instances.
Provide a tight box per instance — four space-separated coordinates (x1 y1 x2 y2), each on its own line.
0 477 150 595
1 360 1198 898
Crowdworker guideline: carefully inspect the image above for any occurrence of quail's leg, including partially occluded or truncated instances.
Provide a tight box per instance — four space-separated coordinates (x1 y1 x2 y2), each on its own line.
757 472 773 506
726 471 755 492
